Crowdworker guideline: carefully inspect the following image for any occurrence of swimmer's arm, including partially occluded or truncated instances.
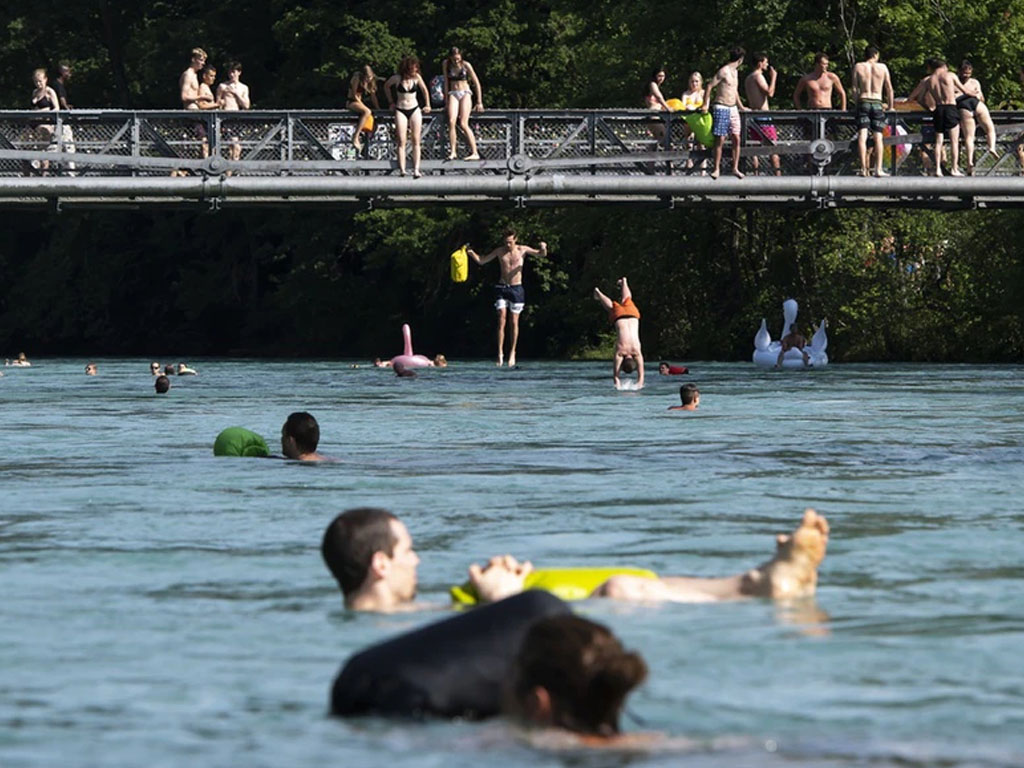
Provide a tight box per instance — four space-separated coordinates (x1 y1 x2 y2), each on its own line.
468 555 532 603
467 245 500 265
636 352 645 388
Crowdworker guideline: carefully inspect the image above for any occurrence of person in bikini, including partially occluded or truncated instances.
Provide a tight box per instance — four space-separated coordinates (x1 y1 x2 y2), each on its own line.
385 55 432 178
347 65 380 154
321 506 831 612
467 229 547 367
592 276 644 389
702 46 748 179
954 60 999 175
851 46 894 177
776 326 811 367
443 47 483 161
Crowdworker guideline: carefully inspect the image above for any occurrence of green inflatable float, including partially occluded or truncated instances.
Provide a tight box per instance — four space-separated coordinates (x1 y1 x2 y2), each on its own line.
684 112 715 148
213 427 270 457
450 566 658 605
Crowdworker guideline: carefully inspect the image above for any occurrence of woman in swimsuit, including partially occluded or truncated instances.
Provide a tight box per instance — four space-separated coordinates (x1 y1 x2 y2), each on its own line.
955 61 998 173
385 55 432 177
681 71 706 171
347 65 381 153
443 47 483 161
644 68 670 143
30 68 59 173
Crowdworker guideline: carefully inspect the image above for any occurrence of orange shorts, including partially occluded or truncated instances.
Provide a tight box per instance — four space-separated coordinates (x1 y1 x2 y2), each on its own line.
609 298 641 323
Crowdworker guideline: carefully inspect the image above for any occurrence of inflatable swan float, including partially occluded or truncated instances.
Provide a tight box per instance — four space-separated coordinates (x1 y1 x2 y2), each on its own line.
390 324 434 369
753 299 828 369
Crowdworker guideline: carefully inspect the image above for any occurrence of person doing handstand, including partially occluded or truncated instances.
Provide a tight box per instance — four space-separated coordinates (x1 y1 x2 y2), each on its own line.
776 326 810 367
593 277 644 389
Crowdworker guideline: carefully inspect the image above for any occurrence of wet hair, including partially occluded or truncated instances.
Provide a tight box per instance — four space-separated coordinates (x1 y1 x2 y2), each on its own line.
865 45 879 60
753 52 768 66
507 615 647 736
659 360 669 368
164 364 175 375
84 363 96 373
321 508 399 596
399 55 419 79
155 375 170 394
620 356 637 374
191 48 207 61
680 383 700 405
728 46 746 63
503 228 517 239
814 52 829 65
283 411 319 454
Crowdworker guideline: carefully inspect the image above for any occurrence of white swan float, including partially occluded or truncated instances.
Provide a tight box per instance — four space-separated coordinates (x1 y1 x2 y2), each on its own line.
753 299 828 369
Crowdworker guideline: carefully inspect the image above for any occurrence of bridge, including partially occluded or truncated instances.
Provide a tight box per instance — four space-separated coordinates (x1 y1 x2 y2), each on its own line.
2 108 1024 210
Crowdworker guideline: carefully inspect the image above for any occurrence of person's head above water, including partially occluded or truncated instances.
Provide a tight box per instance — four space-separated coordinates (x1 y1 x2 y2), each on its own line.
154 375 170 394
321 508 420 611
84 362 97 376
680 383 699 407
281 411 321 460
506 614 647 737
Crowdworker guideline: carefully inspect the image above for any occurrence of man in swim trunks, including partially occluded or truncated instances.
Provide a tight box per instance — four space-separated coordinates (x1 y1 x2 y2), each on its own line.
743 52 781 176
776 326 811 367
467 230 548 367
851 46 894 177
668 383 699 411
908 62 940 175
921 58 965 177
702 46 748 179
281 411 327 462
321 507 831 612
593 276 644 389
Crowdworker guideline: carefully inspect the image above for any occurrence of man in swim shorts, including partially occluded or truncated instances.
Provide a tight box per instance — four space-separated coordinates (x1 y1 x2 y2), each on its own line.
281 411 327 462
321 507 831 612
467 229 548 367
921 58 965 177
851 46 894 177
593 276 644 389
668 383 699 411
908 63 939 175
743 52 781 176
702 46 748 179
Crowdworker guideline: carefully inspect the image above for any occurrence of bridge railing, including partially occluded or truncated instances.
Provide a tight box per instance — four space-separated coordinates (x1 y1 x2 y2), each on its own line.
2 108 1023 177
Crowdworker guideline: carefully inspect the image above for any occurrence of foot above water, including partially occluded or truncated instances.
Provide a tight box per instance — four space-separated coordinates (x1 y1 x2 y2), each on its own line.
741 508 830 599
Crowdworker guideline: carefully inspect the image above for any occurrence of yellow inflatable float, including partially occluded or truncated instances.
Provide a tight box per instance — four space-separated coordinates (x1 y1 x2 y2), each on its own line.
450 566 658 605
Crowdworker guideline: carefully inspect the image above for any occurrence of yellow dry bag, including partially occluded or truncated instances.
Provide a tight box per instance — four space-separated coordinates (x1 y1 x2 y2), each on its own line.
450 245 468 283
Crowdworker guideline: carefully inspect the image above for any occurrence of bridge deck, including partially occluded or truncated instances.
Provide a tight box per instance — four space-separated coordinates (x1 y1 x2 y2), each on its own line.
2 109 1024 209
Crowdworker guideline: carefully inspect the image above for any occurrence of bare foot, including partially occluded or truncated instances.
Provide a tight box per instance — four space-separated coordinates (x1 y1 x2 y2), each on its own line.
353 139 363 153
710 169 720 179
447 152 457 161
465 153 481 161
951 168 964 177
740 509 830 599
508 353 516 367
874 168 890 177
733 168 745 179
935 168 944 177
966 164 974 177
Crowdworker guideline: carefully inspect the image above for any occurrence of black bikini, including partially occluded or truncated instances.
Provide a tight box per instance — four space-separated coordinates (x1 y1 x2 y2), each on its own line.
395 79 420 118
32 95 54 110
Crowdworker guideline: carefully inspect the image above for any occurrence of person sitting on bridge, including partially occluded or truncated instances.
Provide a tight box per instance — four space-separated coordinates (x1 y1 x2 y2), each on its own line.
593 277 644 390
347 65 381 154
776 327 811 368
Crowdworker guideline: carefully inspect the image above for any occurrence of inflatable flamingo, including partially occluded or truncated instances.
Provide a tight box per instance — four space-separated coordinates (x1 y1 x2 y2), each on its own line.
390 324 434 369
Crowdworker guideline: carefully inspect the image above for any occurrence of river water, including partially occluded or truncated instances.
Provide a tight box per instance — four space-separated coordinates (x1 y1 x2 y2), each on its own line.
2 360 1023 767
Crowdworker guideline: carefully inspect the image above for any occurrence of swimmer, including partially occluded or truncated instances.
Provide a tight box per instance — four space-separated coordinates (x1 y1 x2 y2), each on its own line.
154 375 170 394
592 277 644 389
393 361 417 378
84 362 97 376
10 352 31 367
505 614 648 743
322 507 830 612
177 362 198 375
149 361 161 376
776 326 811 367
373 357 393 368
658 361 689 375
164 364 176 376
281 411 327 462
433 354 448 367
668 383 699 411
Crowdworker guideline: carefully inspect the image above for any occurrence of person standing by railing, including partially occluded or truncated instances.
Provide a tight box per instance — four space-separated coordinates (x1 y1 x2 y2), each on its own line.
744 52 781 176
385 55 431 177
442 47 483 161
217 61 251 165
851 46 894 177
52 63 76 175
347 65 381 155
793 53 846 110
30 68 59 175
702 46 748 179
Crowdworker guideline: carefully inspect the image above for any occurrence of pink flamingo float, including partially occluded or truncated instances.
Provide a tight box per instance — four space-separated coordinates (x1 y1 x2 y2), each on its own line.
390 324 434 369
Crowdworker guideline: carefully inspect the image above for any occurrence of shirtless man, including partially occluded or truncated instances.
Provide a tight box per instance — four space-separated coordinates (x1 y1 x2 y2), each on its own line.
179 48 207 110
851 46 894 177
321 506 831 612
744 52 780 176
702 46 748 179
908 62 939 174
281 411 328 462
955 61 998 174
922 59 965 177
793 53 847 110
776 327 810 367
592 276 644 389
467 229 548 367
217 61 251 162
668 383 699 411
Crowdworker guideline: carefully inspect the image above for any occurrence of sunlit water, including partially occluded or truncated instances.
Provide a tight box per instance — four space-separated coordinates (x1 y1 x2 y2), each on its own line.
2 360 1023 767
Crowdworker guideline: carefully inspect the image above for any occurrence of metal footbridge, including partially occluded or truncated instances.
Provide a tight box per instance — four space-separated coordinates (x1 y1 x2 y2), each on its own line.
2 108 1024 210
